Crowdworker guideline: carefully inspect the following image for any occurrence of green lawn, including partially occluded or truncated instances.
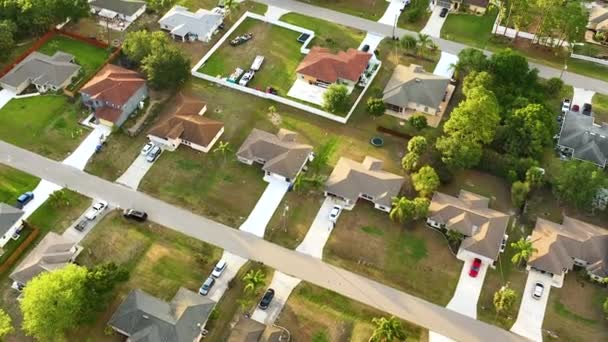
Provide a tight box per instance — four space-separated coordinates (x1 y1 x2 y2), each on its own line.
200 17 303 95
0 164 39 203
592 93 608 124
0 95 88 160
399 0 432 32
295 0 389 21
441 8 498 49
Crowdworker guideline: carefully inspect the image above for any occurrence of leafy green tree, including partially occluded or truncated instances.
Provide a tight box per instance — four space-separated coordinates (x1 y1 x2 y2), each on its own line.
390 197 416 223
412 197 430 219
511 181 530 208
462 71 493 97
455 48 489 76
366 97 385 116
510 237 537 267
141 44 191 90
243 269 266 294
401 152 420 172
146 0 177 12
369 316 406 342
489 49 537 92
409 115 428 130
504 103 554 158
0 309 13 339
407 136 427 155
493 283 517 318
436 134 483 169
446 229 465 244
323 84 350 114
0 20 16 61
544 77 563 96
123 30 169 64
83 262 129 321
4 0 89 35
312 329 330 342
309 138 337 172
412 165 440 197
554 160 607 210
525 166 544 189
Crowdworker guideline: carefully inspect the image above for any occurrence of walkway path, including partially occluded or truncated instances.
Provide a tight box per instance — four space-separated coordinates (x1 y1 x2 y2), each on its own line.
0 141 525 342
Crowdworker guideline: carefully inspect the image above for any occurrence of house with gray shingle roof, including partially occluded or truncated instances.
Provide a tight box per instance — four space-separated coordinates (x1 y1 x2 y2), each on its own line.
108 287 214 342
382 64 451 118
158 5 223 42
0 51 81 94
227 316 285 342
557 111 608 168
0 203 24 249
90 0 146 27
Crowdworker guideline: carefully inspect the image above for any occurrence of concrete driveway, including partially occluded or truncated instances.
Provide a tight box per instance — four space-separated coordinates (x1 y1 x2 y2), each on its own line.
433 52 458 78
420 6 449 38
63 125 112 170
0 89 15 110
208 251 248 302
239 178 290 237
116 148 158 190
445 250 489 319
358 33 385 57
378 0 406 26
287 79 328 106
510 270 556 342
265 5 290 20
572 87 595 109
251 271 301 324
62 200 113 243
295 197 336 258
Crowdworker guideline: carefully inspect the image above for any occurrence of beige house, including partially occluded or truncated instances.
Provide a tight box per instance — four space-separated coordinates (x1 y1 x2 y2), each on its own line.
148 93 224 153
433 0 490 14
527 217 608 285
382 64 453 124
236 129 313 183
227 316 285 342
427 191 511 264
588 5 608 33
324 156 404 212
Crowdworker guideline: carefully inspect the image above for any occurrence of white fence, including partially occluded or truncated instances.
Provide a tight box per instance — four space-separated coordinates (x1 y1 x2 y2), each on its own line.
570 53 608 66
191 11 381 124
492 14 569 47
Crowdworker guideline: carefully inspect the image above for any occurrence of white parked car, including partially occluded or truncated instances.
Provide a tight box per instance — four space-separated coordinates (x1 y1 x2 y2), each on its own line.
211 260 227 278
84 200 108 220
532 282 544 300
561 99 571 113
329 205 342 223
141 142 154 155
239 70 255 86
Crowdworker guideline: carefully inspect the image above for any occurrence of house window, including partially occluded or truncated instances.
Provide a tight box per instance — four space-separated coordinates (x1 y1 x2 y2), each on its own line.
424 106 429 112
361 193 373 200
385 103 401 112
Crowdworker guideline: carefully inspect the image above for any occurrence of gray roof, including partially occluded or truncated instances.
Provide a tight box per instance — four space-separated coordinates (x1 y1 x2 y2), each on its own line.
382 64 450 110
108 287 215 342
237 129 313 179
324 156 404 207
0 203 24 236
90 0 146 16
10 232 78 285
227 316 284 342
558 112 608 167
158 6 223 38
0 51 80 90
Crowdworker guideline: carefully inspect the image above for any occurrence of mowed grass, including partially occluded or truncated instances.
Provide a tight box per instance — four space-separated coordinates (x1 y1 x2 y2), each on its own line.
592 93 608 124
0 164 39 203
296 0 389 21
440 8 498 48
0 95 88 160
200 17 303 95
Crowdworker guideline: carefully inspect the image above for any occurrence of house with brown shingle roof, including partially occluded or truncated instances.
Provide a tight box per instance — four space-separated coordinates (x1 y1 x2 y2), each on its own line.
324 156 404 212
296 47 372 87
227 316 285 342
427 191 511 264
236 128 313 183
80 64 148 127
147 93 224 153
527 217 608 284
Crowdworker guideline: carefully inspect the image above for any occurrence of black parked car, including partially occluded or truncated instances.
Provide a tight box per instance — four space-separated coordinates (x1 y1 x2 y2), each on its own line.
582 103 592 116
75 219 88 232
258 288 275 310
439 7 449 18
361 44 370 52
123 209 148 222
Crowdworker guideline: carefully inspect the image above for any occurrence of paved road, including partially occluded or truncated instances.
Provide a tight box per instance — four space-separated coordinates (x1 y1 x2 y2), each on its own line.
255 0 608 95
0 141 525 342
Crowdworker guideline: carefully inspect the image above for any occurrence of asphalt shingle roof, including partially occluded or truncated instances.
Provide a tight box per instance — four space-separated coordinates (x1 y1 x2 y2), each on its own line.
90 0 146 17
0 51 80 90
558 112 608 167
158 6 223 39
0 203 24 237
382 64 450 110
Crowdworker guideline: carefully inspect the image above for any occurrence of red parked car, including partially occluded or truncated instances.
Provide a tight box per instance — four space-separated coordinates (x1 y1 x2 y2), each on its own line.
571 104 580 112
469 258 482 277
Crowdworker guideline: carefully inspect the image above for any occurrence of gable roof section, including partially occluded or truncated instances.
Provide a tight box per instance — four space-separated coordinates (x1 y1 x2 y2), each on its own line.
465 0 490 8
90 0 146 16
428 191 510 261
237 129 313 179
528 217 608 277
324 156 404 207
227 316 284 342
382 64 450 110
558 112 608 167
0 51 80 89
80 64 145 108
0 203 24 237
296 47 372 83
158 5 223 38
148 94 224 148
108 287 214 342
589 5 608 30
10 232 77 285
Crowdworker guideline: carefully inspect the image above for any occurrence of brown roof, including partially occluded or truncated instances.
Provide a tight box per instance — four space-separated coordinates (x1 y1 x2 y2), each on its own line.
227 316 284 342
236 128 312 179
428 191 511 261
528 217 608 277
296 47 372 83
148 94 224 148
324 156 404 207
80 64 145 106
95 106 123 123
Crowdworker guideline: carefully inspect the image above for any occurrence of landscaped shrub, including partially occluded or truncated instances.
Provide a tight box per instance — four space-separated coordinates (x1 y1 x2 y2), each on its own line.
409 115 428 130
477 149 538 180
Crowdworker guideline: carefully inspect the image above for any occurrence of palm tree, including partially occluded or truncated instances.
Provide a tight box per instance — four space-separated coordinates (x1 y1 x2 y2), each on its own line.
416 33 433 59
389 197 413 223
399 34 418 55
49 189 69 208
369 316 406 342
243 269 265 294
213 141 232 164
446 229 465 244
493 283 517 320
510 237 538 267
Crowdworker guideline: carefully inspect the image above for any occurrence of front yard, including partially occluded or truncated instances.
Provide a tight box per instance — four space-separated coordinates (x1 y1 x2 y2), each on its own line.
0 95 88 160
0 165 39 204
592 93 608 124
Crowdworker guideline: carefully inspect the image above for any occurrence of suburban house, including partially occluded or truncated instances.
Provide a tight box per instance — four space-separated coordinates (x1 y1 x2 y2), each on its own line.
324 156 404 213
432 0 490 14
89 0 146 28
9 232 82 290
557 111 608 168
588 4 608 34
158 5 223 42
148 94 224 153
108 287 215 342
80 64 148 128
236 128 313 183
0 51 81 94
527 217 608 285
227 316 285 342
427 191 511 265
295 47 372 88
382 64 452 119
0 203 24 249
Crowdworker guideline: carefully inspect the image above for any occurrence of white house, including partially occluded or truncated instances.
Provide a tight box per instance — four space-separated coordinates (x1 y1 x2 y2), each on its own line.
158 5 224 42
0 204 24 249
89 0 146 28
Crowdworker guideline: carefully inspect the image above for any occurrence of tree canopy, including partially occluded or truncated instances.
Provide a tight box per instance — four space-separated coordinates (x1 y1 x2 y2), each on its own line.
0 308 13 339
0 0 89 36
554 160 607 210
503 103 554 158
0 20 17 61
412 166 440 197
123 30 170 64
323 84 350 113
141 44 191 90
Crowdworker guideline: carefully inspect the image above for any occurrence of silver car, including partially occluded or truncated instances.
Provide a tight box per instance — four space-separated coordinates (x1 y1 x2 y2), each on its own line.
146 145 161 162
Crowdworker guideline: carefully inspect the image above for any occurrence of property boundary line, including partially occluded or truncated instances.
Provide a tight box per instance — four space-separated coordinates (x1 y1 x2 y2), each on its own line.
0 227 40 275
570 53 608 66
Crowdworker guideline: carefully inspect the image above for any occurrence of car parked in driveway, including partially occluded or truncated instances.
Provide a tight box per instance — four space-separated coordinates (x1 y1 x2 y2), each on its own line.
199 277 215 296
258 288 275 310
582 103 592 116
571 104 580 113
84 200 108 220
123 209 148 222
211 259 227 278
469 258 482 277
532 282 544 299
141 142 154 155
439 7 449 17
561 99 571 113
146 145 161 162
15 191 34 209
74 219 88 232
329 205 342 223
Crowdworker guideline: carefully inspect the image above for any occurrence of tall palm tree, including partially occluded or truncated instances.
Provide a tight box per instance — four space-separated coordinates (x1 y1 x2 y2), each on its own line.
389 197 413 223
243 269 265 294
369 316 406 342
399 34 418 55
416 33 433 59
213 141 232 163
510 237 538 267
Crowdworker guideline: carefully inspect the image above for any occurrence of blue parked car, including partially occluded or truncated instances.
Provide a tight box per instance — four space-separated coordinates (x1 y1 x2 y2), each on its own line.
16 191 34 209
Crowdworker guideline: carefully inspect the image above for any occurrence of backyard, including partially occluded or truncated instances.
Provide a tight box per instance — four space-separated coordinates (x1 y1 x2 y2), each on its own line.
296 0 389 21
592 93 608 124
0 95 88 160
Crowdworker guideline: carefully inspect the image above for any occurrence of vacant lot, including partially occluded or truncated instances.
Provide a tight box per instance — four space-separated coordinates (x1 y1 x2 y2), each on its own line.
0 165 39 204
0 95 88 160
296 0 389 21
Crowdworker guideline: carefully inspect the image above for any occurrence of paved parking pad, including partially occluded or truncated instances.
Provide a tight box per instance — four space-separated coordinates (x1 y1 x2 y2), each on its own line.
208 252 248 302
421 6 449 38
445 250 489 319
251 271 301 324
116 152 157 190
62 200 113 243
295 197 336 258
510 270 555 342
239 178 290 237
